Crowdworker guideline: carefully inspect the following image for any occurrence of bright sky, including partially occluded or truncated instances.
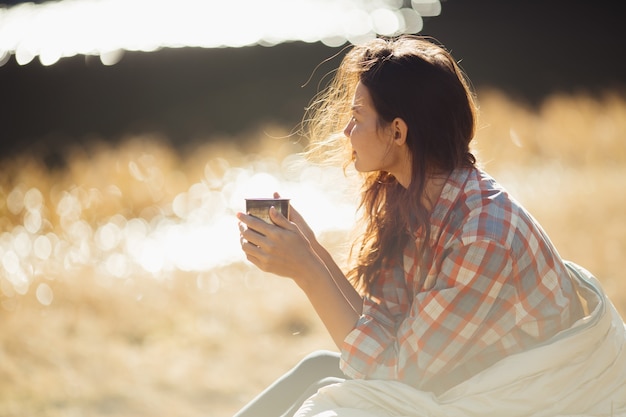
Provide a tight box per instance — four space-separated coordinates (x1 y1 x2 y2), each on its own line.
0 0 441 66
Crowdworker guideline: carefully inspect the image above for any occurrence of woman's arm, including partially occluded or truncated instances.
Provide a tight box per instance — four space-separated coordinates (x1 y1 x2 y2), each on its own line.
310 240 363 317
237 207 362 348
284 198 363 317
274 192 362 317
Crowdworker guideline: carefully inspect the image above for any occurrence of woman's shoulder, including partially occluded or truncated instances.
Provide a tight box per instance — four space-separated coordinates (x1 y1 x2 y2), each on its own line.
443 168 514 214
446 168 532 246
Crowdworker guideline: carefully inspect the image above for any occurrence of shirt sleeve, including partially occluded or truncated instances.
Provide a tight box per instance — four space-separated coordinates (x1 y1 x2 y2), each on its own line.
339 238 562 389
339 254 409 380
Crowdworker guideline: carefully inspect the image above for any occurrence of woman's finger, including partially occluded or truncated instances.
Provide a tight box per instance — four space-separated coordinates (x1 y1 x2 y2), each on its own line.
272 191 307 227
287 204 305 224
274 191 301 222
237 212 274 235
240 225 266 249
240 240 265 267
268 206 292 229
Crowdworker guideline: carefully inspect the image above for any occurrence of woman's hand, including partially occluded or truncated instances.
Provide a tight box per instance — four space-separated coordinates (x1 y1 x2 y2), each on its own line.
237 194 363 348
273 192 318 246
237 206 321 283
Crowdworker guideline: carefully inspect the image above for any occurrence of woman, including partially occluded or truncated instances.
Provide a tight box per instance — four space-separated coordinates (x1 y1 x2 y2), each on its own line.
235 36 626 417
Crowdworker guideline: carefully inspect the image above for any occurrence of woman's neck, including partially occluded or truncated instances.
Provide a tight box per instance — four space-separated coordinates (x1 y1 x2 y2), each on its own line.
422 172 450 211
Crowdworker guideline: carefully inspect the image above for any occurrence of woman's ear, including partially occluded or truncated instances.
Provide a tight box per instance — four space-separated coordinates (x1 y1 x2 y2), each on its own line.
391 117 408 146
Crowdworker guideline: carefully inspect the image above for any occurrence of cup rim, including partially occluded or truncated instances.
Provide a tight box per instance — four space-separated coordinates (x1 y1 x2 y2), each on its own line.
245 198 290 201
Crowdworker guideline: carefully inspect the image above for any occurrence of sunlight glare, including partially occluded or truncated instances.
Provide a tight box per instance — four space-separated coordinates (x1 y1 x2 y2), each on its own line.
56 191 82 225
0 140 362 298
344 9 374 45
6 185 25 215
136 237 165 275
399 8 424 33
35 282 53 306
371 8 400 36
24 210 42 234
95 222 123 251
100 49 124 66
23 187 43 211
12 228 32 259
0 0 441 66
411 0 441 17
2 250 20 275
104 253 130 278
33 235 52 260
0 50 9 66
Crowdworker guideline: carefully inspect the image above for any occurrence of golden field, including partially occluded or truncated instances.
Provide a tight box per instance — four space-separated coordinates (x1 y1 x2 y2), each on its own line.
0 89 625 417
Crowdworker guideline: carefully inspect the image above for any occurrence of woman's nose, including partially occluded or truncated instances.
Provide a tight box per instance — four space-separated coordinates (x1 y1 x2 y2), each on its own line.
343 120 353 138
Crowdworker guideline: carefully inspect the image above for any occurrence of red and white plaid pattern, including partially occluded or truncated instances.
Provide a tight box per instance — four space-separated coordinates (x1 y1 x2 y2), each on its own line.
340 168 580 394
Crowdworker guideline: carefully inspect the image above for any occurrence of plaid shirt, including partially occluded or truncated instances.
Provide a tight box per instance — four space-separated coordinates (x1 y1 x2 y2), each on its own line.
340 168 581 394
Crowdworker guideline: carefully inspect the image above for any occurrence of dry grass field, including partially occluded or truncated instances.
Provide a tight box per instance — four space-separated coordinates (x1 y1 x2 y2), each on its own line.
0 89 624 416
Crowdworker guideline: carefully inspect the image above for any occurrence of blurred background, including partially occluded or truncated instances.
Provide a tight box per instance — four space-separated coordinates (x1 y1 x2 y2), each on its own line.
0 1 625 416
2 0 625 158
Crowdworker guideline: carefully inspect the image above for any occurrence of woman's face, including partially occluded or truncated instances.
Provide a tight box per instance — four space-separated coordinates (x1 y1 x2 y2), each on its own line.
344 82 407 180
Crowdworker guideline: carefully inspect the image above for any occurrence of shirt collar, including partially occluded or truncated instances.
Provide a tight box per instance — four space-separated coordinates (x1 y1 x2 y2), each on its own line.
422 168 473 245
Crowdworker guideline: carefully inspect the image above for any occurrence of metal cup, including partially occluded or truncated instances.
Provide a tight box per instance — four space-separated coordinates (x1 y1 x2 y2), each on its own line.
245 198 290 224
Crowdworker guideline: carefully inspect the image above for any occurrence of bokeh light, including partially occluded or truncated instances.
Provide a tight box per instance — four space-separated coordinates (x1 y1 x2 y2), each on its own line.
0 137 361 304
0 0 441 66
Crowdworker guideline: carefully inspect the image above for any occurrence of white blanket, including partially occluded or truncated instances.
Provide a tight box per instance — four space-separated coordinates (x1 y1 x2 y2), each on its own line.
295 262 626 417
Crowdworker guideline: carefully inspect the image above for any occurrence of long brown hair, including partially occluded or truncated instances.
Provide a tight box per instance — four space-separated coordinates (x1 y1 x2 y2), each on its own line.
302 35 478 294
